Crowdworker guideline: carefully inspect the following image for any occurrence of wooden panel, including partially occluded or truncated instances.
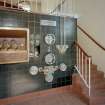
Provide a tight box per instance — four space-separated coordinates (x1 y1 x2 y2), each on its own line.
0 51 28 64
0 29 27 37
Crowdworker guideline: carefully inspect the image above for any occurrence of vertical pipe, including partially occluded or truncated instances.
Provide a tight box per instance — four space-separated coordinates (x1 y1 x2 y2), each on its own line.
46 0 48 14
60 0 63 45
34 0 36 13
61 0 63 16
88 57 91 96
24 0 26 11
18 0 19 9
63 14 65 44
11 0 12 8
71 0 73 16
29 0 32 12
55 0 58 16
4 0 6 7
36 0 37 12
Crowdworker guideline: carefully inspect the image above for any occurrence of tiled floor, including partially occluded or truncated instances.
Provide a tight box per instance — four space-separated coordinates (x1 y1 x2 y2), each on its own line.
10 92 86 105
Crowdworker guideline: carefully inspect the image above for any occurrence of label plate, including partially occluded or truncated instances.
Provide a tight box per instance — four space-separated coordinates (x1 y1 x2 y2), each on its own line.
40 20 56 26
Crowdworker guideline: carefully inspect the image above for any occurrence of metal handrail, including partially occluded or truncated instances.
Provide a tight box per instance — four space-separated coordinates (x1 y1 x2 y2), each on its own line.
75 42 92 96
77 25 105 52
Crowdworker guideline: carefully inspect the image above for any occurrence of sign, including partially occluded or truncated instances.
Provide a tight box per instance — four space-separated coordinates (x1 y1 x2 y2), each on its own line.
40 20 56 26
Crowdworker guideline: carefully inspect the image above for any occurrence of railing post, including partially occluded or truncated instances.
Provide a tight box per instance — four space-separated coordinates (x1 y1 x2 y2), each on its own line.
88 57 91 96
76 46 79 68
79 48 81 72
85 56 87 81
81 52 84 76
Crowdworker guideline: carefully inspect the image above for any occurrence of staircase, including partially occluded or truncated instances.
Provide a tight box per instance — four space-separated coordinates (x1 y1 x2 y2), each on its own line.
73 64 105 105
73 25 105 105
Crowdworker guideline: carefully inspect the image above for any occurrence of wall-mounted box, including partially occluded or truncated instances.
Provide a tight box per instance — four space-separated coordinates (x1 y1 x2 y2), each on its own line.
0 27 29 64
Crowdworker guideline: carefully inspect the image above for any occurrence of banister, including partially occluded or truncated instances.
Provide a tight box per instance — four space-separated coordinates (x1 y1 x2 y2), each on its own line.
75 41 92 96
77 25 105 52
75 41 91 58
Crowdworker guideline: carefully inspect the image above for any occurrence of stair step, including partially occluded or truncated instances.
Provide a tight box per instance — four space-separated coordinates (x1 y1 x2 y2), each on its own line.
77 87 105 104
91 88 105 96
91 70 104 75
88 73 104 81
91 64 97 69
91 70 104 76
91 77 105 84
91 79 105 85
73 73 105 89
90 96 105 105
73 68 105 105
91 69 97 73
91 84 105 89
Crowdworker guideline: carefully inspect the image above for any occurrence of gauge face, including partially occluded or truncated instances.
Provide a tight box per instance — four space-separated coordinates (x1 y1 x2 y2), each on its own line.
59 63 67 71
29 66 39 75
45 34 55 45
45 53 56 65
45 74 54 82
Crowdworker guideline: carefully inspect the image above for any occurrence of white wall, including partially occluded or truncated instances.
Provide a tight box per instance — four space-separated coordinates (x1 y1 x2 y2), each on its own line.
41 0 59 14
75 0 105 73
41 0 74 15
31 2 41 13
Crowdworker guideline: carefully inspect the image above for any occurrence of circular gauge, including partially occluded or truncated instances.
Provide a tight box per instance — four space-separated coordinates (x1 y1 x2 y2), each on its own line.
45 74 54 82
59 63 67 71
29 66 39 75
45 53 56 65
10 40 18 50
3 40 10 50
45 34 55 45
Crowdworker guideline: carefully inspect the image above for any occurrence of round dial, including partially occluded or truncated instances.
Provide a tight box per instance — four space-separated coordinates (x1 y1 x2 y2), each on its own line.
45 34 55 45
59 63 67 71
29 66 39 75
45 53 56 65
45 74 54 82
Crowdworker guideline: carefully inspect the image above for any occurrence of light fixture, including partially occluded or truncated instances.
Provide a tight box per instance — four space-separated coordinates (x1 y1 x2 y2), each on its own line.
56 0 68 55
56 45 68 54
